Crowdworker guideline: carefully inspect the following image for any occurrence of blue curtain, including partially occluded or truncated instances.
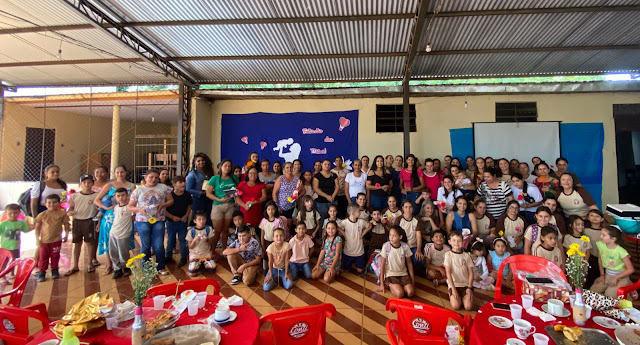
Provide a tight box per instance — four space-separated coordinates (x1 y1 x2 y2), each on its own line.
449 127 474 169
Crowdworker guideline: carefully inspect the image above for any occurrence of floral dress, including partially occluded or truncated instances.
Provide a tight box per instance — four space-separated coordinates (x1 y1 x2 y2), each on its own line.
319 236 342 272
534 176 560 199
97 183 133 255
276 175 300 212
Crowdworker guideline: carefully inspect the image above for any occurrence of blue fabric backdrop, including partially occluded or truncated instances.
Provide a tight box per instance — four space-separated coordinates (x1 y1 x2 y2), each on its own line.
221 110 359 170
449 123 604 207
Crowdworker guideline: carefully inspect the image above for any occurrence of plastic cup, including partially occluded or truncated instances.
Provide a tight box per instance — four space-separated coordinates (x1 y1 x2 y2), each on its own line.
152 295 165 310
196 291 207 309
187 300 199 316
105 315 119 330
510 304 523 320
521 295 534 310
585 305 592 320
533 333 549 345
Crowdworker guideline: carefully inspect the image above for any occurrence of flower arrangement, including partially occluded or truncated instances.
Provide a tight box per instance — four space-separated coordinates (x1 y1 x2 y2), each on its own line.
566 237 590 289
126 254 158 306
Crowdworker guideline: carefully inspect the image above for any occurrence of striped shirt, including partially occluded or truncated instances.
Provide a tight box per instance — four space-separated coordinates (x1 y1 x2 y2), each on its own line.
476 181 512 218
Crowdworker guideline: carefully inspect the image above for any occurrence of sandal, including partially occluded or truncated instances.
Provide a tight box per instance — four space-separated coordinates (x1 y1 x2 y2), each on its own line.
64 268 79 277
87 266 96 273
103 266 113 276
91 259 101 267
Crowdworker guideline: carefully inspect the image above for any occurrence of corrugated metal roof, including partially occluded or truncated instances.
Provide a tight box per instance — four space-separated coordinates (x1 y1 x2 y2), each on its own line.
0 0 92 28
431 0 640 12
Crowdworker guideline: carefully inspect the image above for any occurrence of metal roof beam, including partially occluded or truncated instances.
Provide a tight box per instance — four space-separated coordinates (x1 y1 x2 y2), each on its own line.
0 58 143 68
436 5 640 17
58 0 196 86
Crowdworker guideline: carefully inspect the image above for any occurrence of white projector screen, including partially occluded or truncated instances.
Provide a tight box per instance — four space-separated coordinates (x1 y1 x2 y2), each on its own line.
473 122 561 169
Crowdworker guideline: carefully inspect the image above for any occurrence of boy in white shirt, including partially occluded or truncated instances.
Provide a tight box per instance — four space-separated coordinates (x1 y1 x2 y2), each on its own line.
109 188 133 279
186 211 217 276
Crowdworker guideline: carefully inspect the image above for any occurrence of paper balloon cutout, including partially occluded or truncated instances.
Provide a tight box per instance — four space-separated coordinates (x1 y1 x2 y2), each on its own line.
338 117 350 131
241 136 248 144
260 141 267 150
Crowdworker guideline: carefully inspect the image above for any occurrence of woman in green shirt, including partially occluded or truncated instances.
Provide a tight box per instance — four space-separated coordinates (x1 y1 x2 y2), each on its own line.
206 159 239 257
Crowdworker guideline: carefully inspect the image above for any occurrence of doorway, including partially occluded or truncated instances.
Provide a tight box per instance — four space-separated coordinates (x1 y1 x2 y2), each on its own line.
614 104 640 205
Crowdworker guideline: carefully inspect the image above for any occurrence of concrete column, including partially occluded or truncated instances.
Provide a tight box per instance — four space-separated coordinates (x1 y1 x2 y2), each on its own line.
110 105 120 179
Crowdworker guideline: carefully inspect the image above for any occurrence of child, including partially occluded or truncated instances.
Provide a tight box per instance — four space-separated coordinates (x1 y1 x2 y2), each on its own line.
563 215 591 287
289 223 314 280
425 229 451 287
393 200 423 267
355 193 370 221
302 170 318 200
444 231 474 311
294 195 321 238
259 201 287 267
456 170 475 200
233 166 243 182
590 226 635 298
366 208 388 259
339 203 372 274
533 226 564 270
419 201 441 242
470 241 495 290
185 211 217 276
263 228 293 291
312 220 342 284
67 175 98 276
109 188 134 279
165 176 192 267
584 209 605 288
375 225 415 298
232 211 257 239
382 195 402 223
35 194 70 282
0 204 33 264
487 238 513 289
321 204 340 238
223 225 262 286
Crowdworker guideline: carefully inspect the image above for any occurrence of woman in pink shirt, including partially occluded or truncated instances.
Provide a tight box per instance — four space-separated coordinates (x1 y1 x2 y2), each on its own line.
399 154 425 216
423 158 443 202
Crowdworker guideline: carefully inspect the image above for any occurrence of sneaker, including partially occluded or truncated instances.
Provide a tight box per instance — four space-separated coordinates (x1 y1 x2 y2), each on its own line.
123 268 132 277
178 257 188 267
37 272 46 282
230 275 241 285
158 269 170 276
51 269 60 279
112 270 124 279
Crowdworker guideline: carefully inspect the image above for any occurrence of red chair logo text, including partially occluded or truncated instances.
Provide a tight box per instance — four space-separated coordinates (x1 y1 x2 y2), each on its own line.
289 321 310 339
411 316 431 335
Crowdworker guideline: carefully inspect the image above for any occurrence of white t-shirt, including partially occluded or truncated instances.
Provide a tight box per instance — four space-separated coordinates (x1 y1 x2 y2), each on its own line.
436 187 463 211
381 242 412 278
510 184 543 213
130 184 172 222
345 172 367 198
339 218 368 257
30 181 64 206
111 204 133 240
186 226 215 259
397 216 420 248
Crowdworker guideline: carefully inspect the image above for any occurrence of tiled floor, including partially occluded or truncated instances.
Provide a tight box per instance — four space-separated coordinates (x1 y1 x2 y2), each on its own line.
15 237 640 345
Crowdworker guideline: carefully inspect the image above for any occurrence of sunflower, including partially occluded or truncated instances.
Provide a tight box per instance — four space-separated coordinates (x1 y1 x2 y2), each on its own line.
580 235 590 242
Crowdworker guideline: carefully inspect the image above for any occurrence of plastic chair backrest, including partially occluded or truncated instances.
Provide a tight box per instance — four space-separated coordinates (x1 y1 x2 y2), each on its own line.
259 303 337 345
494 254 567 298
385 298 466 345
146 278 220 298
0 248 13 272
0 303 49 345
617 279 640 298
0 258 35 307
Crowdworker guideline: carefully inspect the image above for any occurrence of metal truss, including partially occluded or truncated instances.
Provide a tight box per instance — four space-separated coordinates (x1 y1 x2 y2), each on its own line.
178 83 192 176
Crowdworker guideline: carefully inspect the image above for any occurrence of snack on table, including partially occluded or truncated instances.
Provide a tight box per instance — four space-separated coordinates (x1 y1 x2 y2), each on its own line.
562 326 583 341
553 324 566 332
146 311 174 330
150 339 175 345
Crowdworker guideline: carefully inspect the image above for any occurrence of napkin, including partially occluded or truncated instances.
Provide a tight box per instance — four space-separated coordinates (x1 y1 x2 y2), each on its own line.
526 306 556 322
218 295 243 307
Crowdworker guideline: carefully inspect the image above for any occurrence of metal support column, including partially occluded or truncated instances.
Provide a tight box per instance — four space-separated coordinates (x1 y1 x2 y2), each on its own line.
110 105 120 179
177 83 192 176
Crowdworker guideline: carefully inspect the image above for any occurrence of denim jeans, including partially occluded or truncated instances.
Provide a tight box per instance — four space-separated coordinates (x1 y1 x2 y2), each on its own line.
410 247 425 268
165 220 188 260
370 194 388 210
403 191 421 215
263 267 294 291
290 262 312 280
135 221 166 270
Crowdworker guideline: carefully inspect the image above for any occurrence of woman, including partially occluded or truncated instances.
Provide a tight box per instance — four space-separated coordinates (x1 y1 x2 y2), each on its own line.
93 166 110 193
451 157 462 168
159 168 172 188
273 162 304 229
433 159 443 177
557 173 598 218
344 159 367 202
445 196 478 237
465 156 476 178
511 173 543 225
485 157 495 168
496 200 527 253
272 161 283 176
206 159 238 257
385 155 394 170
30 164 67 217
437 175 462 213
533 162 560 199
523 206 562 255
313 160 338 221
400 154 425 215
258 159 277 202
497 158 512 185
422 158 441 203
443 155 452 176
95 165 134 275
473 157 486 185
390 155 404 202
331 156 349 219
186 153 214 225
292 159 303 178
367 156 393 210
128 169 173 275
235 166 267 227
474 167 514 219
543 197 567 235
510 159 520 174
474 199 496 246
242 152 259 175
361 155 371 175
313 160 322 175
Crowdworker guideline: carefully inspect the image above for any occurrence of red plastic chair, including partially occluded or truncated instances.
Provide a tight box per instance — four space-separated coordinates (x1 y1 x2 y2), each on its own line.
146 278 220 298
259 303 337 345
0 248 14 272
495 254 567 298
0 258 35 307
617 280 640 298
0 303 49 345
385 298 472 345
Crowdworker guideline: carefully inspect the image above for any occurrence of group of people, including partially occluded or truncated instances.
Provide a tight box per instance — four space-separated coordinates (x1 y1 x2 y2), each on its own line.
0 152 634 311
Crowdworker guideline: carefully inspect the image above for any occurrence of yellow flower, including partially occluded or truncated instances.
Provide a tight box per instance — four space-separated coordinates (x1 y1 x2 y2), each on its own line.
577 250 585 257
569 243 580 251
148 217 157 224
567 248 577 256
126 253 145 268
287 196 293 202
498 231 504 237
581 236 590 242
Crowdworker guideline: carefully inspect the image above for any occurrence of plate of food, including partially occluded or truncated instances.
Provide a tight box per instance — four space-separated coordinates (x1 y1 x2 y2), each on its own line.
489 315 513 329
593 316 622 329
546 325 618 345
615 324 640 345
143 324 221 345
112 308 179 338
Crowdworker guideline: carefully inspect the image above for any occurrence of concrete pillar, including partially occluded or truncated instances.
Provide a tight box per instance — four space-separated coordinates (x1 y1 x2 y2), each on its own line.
110 105 120 179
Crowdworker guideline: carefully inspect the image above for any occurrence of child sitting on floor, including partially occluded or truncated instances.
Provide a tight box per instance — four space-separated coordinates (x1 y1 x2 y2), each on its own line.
339 203 372 274
590 225 635 298
534 226 564 270
444 231 474 311
366 208 388 259
321 204 340 239
470 240 495 291
375 225 415 298
186 211 217 276
425 229 450 287
312 220 342 284
488 237 513 289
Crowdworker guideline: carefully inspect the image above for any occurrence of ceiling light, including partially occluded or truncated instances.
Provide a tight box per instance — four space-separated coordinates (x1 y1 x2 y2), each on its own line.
425 43 432 53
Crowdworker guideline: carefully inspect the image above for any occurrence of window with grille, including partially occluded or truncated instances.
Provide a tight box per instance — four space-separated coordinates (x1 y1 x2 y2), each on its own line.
495 102 538 122
376 104 417 132
23 127 55 181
